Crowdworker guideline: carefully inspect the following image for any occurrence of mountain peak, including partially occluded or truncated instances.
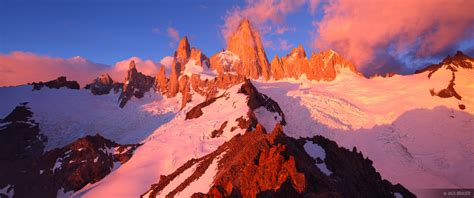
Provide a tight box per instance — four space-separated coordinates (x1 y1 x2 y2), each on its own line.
238 18 251 29
290 44 307 58
175 36 191 65
226 18 270 80
129 60 136 70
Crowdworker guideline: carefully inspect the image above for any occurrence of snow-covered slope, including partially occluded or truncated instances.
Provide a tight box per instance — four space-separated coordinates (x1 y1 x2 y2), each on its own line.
74 84 251 197
253 66 474 192
0 85 179 151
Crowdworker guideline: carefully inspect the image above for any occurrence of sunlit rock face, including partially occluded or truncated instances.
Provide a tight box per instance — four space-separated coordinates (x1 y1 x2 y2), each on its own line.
189 47 209 67
282 44 309 80
154 66 167 95
270 55 285 80
226 19 271 80
308 49 361 81
85 73 123 95
174 36 191 73
118 60 155 108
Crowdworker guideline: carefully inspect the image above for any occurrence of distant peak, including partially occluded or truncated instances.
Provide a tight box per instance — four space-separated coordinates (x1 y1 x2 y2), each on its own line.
179 36 189 46
129 60 136 69
239 18 251 28
290 44 306 58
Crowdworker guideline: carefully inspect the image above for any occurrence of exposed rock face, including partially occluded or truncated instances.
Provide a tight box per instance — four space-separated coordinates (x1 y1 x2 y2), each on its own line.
179 75 191 109
175 36 191 73
84 74 123 95
209 50 242 75
30 76 80 91
416 51 474 110
185 93 227 120
118 60 155 108
307 49 360 81
239 79 286 126
142 124 414 198
270 55 285 80
189 47 209 67
167 59 180 98
282 44 309 79
0 103 46 162
189 73 244 100
0 104 140 197
154 66 168 95
227 19 270 80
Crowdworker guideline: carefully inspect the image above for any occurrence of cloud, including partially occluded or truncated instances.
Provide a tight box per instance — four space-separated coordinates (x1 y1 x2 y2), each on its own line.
221 0 308 41
313 0 474 75
166 27 180 46
308 0 320 13
0 52 109 87
275 26 296 35
108 57 163 81
0 51 166 87
278 38 293 51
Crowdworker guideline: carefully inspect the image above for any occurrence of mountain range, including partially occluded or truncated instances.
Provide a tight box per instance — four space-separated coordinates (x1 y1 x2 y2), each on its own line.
1 19 473 198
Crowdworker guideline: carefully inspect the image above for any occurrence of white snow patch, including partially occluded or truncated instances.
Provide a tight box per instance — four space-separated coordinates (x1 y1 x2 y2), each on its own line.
254 107 281 132
0 185 14 198
183 60 217 80
304 141 332 176
52 158 63 173
57 187 73 198
394 192 403 198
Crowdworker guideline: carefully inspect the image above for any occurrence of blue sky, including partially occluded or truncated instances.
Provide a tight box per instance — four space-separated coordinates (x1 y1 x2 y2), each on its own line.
0 0 320 65
1 0 473 77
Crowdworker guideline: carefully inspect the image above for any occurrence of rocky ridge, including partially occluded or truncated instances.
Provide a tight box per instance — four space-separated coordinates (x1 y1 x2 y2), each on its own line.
0 104 140 197
142 123 414 198
30 76 80 91
84 73 123 95
415 51 474 110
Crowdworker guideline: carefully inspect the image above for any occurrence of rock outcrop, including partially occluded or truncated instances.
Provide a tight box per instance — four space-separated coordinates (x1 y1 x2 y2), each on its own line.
226 19 271 80
118 60 155 108
270 55 285 80
167 59 180 98
154 66 168 95
209 50 242 75
0 104 140 197
142 123 414 198
239 79 286 127
175 36 191 73
282 44 309 79
84 74 123 95
30 76 80 91
307 49 360 81
189 47 209 67
416 51 474 110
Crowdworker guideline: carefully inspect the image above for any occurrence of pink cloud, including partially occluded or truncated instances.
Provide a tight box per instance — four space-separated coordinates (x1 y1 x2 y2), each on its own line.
108 57 163 81
166 27 180 46
278 38 293 51
308 0 320 13
221 0 308 41
275 26 296 35
314 0 474 72
0 51 165 87
0 52 108 87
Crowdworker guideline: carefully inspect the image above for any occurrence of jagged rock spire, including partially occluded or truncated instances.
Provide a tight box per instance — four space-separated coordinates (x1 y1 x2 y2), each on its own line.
227 18 270 80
